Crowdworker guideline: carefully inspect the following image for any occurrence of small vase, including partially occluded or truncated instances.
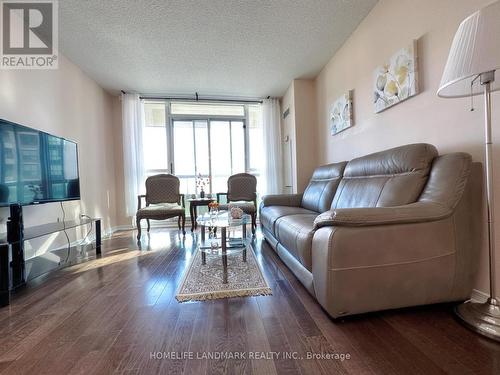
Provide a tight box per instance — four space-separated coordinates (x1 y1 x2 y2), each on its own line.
200 189 205 198
210 207 218 219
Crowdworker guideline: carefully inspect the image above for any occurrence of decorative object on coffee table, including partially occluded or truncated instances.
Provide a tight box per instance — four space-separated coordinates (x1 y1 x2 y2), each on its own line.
230 206 244 219
208 201 219 214
438 0 500 342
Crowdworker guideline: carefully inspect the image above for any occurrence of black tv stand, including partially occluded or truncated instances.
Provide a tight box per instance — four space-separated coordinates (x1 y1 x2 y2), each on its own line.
0 204 101 307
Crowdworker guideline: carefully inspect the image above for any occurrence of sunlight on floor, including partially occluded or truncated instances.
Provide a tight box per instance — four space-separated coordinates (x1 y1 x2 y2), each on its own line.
63 248 143 274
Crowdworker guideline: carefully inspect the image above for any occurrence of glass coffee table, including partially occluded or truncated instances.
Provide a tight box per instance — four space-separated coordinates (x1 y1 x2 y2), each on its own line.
196 211 251 284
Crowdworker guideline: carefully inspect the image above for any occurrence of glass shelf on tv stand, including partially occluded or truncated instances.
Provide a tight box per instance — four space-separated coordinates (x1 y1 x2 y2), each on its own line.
0 218 98 244
0 217 102 307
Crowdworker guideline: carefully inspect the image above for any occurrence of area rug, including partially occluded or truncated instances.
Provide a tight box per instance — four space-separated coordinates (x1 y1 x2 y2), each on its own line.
176 246 272 302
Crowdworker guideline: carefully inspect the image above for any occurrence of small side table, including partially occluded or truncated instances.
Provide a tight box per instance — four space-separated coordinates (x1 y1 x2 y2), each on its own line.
188 197 215 231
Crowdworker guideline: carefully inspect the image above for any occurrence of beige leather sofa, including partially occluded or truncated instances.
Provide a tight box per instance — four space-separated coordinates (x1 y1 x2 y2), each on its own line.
260 144 482 318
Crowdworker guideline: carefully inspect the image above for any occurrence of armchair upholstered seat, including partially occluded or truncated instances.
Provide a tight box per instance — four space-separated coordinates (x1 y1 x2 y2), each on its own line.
137 203 185 219
217 173 258 233
136 174 186 241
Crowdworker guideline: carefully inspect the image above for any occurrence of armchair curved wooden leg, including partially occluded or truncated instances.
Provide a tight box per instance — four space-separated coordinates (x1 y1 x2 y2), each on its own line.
181 214 186 235
146 219 151 233
177 216 181 230
136 217 142 241
252 214 256 234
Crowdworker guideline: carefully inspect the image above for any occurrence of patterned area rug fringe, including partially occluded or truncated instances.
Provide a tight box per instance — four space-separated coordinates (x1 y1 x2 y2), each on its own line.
176 287 272 302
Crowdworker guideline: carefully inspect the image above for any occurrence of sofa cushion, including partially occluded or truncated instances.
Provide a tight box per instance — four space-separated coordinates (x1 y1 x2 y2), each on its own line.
301 162 346 212
275 214 317 271
331 143 437 209
260 205 317 234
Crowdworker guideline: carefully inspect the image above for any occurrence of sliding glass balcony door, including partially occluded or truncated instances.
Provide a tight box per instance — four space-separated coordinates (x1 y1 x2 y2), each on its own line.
171 119 246 196
143 101 263 211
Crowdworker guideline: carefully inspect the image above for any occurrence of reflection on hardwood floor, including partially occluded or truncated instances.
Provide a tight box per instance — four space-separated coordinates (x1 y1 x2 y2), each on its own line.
0 228 499 374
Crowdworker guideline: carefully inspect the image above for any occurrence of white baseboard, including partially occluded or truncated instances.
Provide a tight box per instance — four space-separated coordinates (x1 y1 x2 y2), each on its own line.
109 221 179 235
471 288 489 303
110 224 135 233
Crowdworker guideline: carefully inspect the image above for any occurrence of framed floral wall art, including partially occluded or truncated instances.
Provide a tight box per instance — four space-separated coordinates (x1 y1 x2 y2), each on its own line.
373 41 419 113
330 90 353 136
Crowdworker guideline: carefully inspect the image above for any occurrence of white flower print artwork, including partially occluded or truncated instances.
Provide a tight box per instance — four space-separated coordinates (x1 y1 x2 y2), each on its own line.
330 91 353 136
374 41 419 113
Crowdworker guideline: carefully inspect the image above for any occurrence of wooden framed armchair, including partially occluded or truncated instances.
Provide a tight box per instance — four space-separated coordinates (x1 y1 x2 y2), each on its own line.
217 173 258 233
136 174 186 241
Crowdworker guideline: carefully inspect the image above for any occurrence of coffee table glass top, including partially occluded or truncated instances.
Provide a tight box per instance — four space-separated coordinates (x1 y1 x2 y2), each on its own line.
196 211 251 228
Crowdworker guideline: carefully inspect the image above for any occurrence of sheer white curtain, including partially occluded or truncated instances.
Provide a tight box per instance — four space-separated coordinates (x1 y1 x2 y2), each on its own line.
261 98 283 195
121 93 145 217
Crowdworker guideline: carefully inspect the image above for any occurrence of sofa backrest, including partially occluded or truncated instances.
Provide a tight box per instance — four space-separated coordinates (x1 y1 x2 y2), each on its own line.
301 162 347 212
331 143 438 209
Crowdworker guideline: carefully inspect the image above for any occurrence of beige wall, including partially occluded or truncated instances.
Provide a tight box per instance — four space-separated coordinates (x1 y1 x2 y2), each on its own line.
281 83 297 193
280 79 318 193
293 80 317 192
314 0 498 296
0 54 119 252
111 97 129 227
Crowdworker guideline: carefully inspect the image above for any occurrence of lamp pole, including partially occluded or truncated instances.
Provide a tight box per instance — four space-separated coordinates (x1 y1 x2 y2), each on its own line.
482 72 498 302
455 70 500 341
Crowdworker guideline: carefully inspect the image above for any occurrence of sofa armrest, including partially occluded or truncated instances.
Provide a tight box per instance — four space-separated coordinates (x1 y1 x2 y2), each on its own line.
314 202 452 228
261 193 303 208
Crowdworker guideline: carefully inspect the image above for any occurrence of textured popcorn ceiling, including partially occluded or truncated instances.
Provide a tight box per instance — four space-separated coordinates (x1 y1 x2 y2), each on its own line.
59 0 378 97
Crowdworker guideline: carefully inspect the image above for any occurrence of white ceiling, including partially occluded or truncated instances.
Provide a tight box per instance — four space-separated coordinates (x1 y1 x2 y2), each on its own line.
59 0 378 98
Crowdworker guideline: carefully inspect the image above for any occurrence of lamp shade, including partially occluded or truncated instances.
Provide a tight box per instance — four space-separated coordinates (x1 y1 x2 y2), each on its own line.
437 0 500 98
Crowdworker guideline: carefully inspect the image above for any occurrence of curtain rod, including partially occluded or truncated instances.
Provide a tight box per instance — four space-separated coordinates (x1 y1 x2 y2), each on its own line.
122 91 266 104
138 96 263 104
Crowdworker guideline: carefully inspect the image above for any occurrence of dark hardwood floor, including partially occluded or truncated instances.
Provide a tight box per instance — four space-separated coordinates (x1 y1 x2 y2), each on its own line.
1 228 499 374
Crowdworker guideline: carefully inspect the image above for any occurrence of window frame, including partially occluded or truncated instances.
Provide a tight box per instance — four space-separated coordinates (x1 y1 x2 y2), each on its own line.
142 100 260 189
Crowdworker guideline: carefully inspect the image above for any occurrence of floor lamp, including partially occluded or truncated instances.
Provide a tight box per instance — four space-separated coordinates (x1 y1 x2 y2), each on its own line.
438 0 500 341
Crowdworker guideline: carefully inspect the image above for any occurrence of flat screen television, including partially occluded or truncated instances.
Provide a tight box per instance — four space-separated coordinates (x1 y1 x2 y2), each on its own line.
0 119 80 207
